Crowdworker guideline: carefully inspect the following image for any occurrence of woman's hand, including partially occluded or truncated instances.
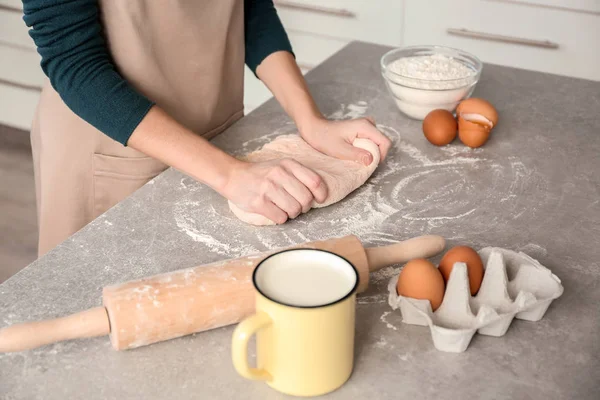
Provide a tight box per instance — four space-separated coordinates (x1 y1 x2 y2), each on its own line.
222 158 328 224
254 52 392 166
129 107 327 225
299 116 392 166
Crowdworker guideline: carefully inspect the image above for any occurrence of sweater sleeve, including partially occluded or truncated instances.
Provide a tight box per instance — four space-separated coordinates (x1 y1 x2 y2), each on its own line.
244 0 295 75
22 0 154 146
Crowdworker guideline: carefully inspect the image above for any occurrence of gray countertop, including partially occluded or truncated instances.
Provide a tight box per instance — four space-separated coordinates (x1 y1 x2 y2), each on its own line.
1 42 599 400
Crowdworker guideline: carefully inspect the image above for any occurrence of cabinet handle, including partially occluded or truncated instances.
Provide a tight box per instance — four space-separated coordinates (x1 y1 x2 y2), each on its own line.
485 0 600 16
0 77 42 92
447 28 559 49
0 3 22 13
273 0 356 18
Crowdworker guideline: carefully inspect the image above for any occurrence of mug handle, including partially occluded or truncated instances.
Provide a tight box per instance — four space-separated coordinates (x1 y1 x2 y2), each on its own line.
232 312 272 381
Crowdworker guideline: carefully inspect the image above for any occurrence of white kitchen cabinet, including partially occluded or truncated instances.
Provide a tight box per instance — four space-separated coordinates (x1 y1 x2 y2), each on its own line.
402 0 600 81
243 30 351 114
0 46 44 89
0 3 41 131
2 0 400 127
287 30 349 71
3 0 597 130
243 0 406 113
0 6 33 49
243 67 273 115
274 0 404 46
0 83 39 131
0 0 21 10
493 0 600 14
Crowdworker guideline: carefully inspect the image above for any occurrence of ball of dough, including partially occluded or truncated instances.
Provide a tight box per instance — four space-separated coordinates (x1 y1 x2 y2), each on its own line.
228 135 381 225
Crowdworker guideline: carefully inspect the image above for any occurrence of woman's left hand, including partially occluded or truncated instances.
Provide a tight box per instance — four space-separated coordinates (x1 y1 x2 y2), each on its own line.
299 116 392 166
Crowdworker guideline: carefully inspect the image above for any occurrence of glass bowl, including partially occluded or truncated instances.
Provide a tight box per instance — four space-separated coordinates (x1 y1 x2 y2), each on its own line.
380 45 483 120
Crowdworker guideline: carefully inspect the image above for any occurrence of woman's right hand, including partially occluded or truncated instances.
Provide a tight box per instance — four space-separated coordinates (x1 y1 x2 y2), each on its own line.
222 158 328 224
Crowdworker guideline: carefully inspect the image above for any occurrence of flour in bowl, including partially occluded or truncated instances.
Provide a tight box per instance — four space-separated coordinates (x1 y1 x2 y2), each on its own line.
388 54 476 90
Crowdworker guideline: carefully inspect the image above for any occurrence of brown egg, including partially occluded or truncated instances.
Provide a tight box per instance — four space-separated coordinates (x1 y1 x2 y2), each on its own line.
422 109 458 146
456 98 498 148
456 98 499 128
438 246 484 295
396 258 445 311
458 118 490 148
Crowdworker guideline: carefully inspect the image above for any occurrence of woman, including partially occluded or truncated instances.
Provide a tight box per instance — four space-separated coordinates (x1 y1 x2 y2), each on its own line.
23 0 391 256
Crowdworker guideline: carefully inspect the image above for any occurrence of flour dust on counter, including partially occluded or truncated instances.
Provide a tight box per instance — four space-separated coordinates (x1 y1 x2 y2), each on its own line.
380 311 399 331
356 293 389 305
328 100 370 120
170 101 550 267
273 120 549 243
174 200 263 257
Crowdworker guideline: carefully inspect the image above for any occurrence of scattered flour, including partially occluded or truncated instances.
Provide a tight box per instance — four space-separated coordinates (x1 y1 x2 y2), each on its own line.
370 266 401 283
278 117 540 239
518 243 548 258
380 311 398 331
328 101 369 120
173 203 260 257
170 101 546 272
175 214 230 250
563 261 599 277
374 336 390 349
357 293 388 305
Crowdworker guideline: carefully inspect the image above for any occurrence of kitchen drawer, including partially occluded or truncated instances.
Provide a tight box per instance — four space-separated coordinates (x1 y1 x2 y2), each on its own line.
288 31 348 70
0 44 44 89
403 0 600 81
0 83 39 130
275 0 404 46
0 8 33 49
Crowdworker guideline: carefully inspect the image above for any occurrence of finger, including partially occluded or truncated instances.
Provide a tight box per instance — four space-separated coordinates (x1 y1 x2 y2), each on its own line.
334 141 374 166
356 120 392 160
280 174 315 213
259 201 288 225
267 186 303 219
281 159 328 204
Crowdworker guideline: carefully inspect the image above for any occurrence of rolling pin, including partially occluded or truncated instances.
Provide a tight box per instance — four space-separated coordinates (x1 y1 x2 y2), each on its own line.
0 234 444 353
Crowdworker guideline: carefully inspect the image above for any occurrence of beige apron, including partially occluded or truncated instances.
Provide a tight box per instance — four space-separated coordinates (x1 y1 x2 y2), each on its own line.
31 0 245 256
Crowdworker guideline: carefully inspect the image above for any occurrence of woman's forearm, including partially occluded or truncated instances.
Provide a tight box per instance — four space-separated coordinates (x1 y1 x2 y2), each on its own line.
255 49 392 163
127 106 239 194
256 51 324 133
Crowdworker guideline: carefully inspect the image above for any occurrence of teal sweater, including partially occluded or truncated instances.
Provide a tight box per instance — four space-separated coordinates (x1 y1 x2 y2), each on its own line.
22 0 293 145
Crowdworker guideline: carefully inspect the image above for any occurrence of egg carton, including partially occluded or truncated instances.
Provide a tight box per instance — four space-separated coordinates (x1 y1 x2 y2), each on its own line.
387 247 564 353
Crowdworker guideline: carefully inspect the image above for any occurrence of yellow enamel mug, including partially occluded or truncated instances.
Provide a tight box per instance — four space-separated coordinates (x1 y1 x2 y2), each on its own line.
232 248 359 397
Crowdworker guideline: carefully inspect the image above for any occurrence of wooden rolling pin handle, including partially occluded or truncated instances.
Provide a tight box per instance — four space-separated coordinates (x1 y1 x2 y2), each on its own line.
365 235 446 272
0 306 109 353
